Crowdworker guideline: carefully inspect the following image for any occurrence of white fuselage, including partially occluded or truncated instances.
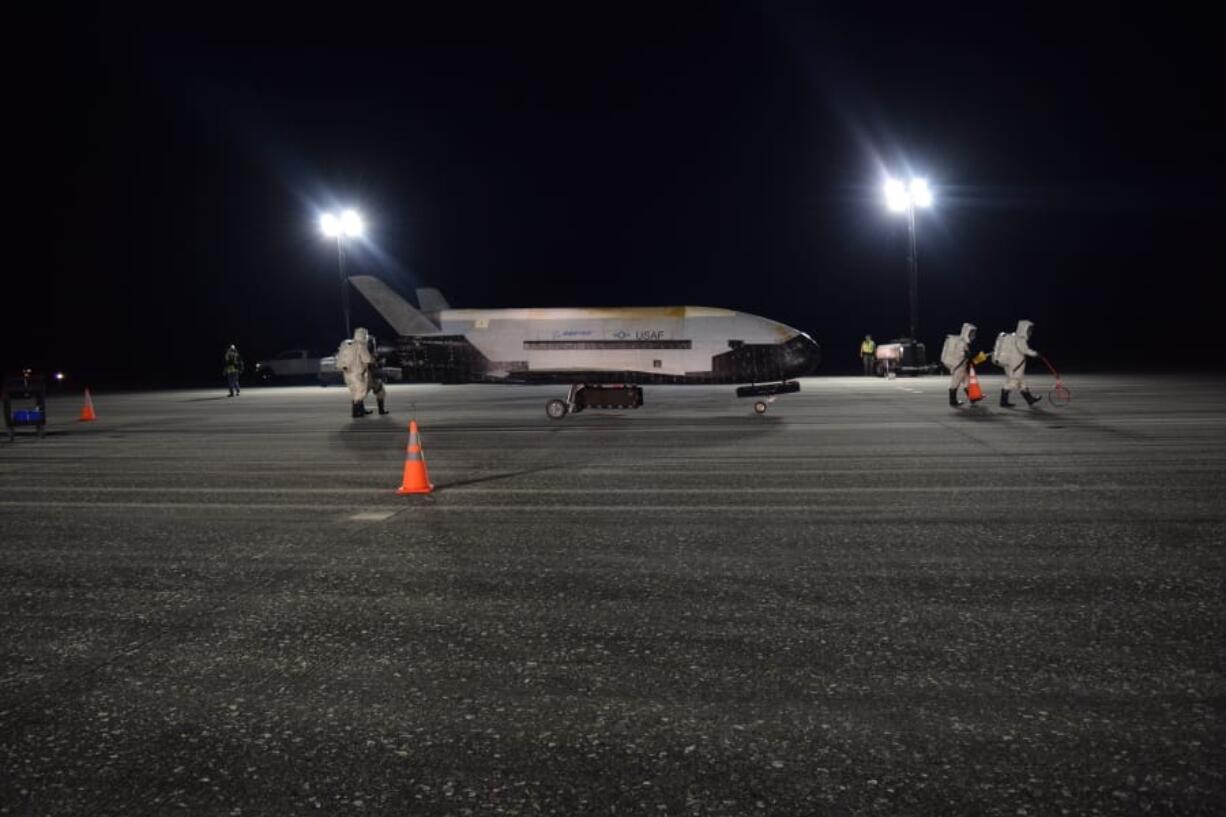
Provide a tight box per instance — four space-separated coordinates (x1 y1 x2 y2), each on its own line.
437 306 799 378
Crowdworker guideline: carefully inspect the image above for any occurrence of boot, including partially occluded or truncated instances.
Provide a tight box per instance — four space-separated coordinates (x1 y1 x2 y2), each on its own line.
949 388 962 407
377 398 389 415
352 401 371 418
1000 389 1015 408
1021 389 1042 407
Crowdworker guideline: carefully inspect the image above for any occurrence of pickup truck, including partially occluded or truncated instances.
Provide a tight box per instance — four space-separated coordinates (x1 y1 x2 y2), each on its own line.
254 349 324 382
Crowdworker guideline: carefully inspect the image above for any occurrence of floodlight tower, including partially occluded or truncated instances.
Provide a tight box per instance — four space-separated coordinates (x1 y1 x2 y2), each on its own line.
319 209 365 339
884 178 933 340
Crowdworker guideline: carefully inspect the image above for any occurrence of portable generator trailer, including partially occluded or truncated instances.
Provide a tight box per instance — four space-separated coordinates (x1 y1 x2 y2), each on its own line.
875 338 939 377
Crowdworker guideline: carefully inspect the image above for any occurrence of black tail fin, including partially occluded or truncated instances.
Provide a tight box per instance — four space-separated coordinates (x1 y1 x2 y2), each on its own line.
416 288 450 314
349 276 440 336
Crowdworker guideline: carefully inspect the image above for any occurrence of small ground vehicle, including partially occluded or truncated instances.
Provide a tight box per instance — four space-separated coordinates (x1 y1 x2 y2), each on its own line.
875 338 939 377
546 384 645 419
255 349 324 382
3 373 47 440
875 343 903 377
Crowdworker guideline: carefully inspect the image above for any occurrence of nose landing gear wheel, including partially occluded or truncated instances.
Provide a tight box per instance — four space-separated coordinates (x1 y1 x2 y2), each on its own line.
753 400 768 414
546 399 568 420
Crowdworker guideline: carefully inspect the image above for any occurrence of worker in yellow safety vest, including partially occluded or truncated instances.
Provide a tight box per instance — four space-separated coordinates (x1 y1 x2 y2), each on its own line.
859 335 877 376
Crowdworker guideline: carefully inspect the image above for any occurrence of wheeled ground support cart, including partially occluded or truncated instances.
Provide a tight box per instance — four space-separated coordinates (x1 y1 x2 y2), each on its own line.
547 384 644 419
3 374 47 441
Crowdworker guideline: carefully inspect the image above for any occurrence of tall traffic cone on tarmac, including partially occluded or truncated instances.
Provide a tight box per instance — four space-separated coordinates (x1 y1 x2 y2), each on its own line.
965 365 985 404
396 420 434 495
78 388 97 422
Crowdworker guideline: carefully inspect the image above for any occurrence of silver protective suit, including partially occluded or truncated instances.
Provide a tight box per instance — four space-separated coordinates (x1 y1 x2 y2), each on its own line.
337 327 376 402
1000 319 1039 391
948 322 977 391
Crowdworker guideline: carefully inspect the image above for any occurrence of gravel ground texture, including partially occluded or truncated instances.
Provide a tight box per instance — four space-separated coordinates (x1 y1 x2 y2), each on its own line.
1 375 1223 815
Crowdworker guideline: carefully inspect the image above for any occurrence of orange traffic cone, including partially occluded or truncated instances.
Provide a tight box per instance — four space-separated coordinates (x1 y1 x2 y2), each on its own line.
965 365 984 403
78 388 97 422
396 420 434 495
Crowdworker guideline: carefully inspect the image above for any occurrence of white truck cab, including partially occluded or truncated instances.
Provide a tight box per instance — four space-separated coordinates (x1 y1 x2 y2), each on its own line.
254 349 323 382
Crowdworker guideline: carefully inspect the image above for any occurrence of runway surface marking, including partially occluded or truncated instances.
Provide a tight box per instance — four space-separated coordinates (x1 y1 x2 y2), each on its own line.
1 502 1214 519
0 484 1173 495
0 501 985 513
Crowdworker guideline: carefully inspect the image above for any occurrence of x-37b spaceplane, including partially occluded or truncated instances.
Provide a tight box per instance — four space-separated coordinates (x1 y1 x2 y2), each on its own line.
349 275 820 418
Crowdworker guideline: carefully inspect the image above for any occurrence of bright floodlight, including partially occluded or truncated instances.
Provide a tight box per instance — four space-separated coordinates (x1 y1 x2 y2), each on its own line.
340 209 364 238
884 177 933 211
319 212 340 237
909 178 933 208
884 178 909 212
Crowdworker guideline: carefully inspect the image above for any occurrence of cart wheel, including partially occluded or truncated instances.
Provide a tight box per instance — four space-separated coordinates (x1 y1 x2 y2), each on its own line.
546 399 568 420
753 401 768 414
1049 384 1072 407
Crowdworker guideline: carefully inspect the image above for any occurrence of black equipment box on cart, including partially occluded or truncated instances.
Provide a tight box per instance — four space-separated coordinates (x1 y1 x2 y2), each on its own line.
3 374 47 441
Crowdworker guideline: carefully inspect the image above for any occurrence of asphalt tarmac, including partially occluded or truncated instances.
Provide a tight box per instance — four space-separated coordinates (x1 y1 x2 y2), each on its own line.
1 375 1223 815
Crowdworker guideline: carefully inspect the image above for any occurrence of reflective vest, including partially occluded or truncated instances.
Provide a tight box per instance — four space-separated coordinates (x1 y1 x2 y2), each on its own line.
860 339 876 355
224 350 242 374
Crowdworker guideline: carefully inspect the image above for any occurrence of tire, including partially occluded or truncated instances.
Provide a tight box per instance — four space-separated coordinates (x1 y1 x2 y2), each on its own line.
753 401 768 414
546 399 568 420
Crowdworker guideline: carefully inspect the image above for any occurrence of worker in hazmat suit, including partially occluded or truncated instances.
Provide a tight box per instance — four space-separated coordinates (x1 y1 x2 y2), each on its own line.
363 336 389 416
940 323 988 407
336 327 389 418
995 319 1042 407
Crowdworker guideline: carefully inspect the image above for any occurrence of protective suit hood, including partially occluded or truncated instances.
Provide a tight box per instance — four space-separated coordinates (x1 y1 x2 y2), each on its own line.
353 327 369 344
960 323 977 343
1016 320 1033 340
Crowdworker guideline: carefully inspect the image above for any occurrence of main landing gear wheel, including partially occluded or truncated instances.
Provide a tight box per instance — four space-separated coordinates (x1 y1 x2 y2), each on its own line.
738 384 797 415
546 399 568 420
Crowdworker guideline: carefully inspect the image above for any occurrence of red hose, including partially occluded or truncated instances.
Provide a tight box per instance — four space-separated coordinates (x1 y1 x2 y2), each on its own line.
1041 356 1071 406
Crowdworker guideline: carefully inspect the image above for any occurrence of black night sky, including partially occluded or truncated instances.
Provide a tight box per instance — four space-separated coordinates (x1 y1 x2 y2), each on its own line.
7 4 1223 383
